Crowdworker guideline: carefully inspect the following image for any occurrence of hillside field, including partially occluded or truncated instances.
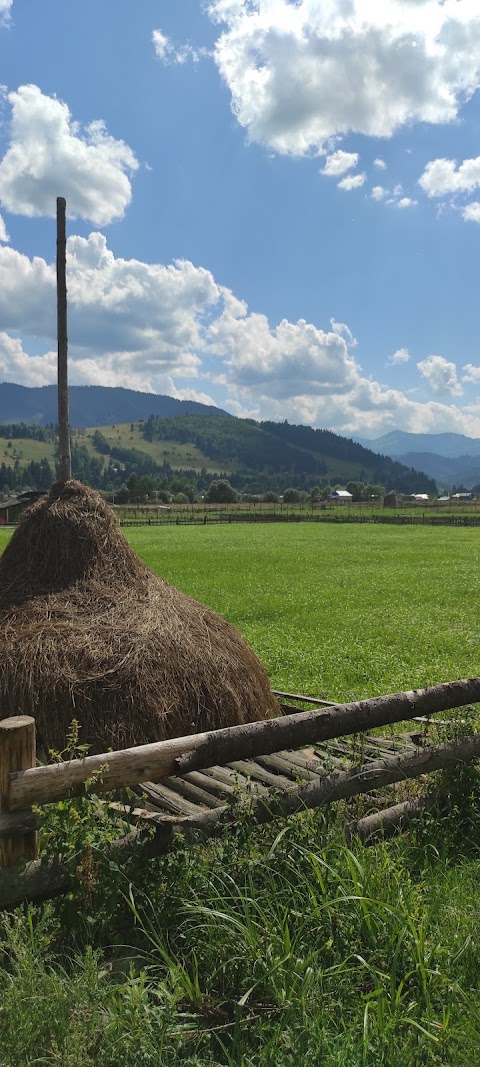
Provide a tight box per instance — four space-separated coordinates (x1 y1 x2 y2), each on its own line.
77 423 227 473
1 522 480 1065
1 418 438 490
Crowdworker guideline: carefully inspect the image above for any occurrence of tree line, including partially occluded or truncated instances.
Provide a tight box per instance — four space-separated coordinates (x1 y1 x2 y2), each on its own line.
0 416 437 501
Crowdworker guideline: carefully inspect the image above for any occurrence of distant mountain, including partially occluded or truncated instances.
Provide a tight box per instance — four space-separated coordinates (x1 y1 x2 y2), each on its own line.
355 430 480 460
392 452 480 490
0 383 229 428
352 430 480 488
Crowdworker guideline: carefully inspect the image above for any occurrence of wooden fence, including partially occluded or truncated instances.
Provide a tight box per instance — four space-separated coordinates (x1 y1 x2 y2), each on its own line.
1 676 480 908
119 512 480 528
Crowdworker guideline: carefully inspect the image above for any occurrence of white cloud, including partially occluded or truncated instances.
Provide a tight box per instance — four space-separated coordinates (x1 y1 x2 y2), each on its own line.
0 0 12 23
396 197 417 209
0 234 221 392
419 155 480 198
0 85 139 225
152 29 170 60
417 355 462 396
462 363 480 384
373 158 386 170
152 27 208 65
388 347 410 366
330 319 356 346
0 332 57 387
0 213 8 242
463 201 480 223
321 150 359 177
337 172 366 190
208 1 480 155
207 305 359 399
371 185 387 201
5 228 480 438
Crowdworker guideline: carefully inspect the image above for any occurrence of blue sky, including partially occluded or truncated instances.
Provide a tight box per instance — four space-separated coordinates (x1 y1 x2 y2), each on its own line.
1 0 480 438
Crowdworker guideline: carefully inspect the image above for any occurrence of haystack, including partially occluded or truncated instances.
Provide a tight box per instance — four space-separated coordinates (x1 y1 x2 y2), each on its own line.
0 481 280 753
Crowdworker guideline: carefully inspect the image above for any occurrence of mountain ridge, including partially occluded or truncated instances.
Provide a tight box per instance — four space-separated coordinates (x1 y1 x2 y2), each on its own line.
353 429 480 488
0 383 229 427
355 430 480 460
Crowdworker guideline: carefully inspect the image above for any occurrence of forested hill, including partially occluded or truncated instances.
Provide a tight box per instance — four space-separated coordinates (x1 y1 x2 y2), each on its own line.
0 383 228 427
143 415 437 494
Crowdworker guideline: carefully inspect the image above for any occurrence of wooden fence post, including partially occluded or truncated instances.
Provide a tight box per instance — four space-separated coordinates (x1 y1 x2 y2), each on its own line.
0 717 38 868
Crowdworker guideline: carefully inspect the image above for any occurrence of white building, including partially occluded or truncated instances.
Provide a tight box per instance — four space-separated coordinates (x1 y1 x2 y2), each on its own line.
329 490 353 501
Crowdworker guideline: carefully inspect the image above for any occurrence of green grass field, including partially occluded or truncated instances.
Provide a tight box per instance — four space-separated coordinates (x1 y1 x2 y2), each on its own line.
126 523 480 701
2 521 479 699
2 522 480 1066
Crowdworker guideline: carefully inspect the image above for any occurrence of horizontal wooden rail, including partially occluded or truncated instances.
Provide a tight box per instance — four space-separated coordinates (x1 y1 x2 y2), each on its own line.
5 676 480 813
2 731 480 909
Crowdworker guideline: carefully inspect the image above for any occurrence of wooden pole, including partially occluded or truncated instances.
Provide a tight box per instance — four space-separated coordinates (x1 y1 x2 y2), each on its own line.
56 196 71 481
0 717 38 867
5 676 480 812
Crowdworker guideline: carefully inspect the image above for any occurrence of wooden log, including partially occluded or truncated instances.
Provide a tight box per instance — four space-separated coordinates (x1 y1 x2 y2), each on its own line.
0 717 38 867
254 752 310 780
6 677 480 812
165 777 225 809
182 769 238 798
175 678 480 775
0 808 42 839
350 793 439 844
0 826 174 910
228 760 295 790
2 732 480 909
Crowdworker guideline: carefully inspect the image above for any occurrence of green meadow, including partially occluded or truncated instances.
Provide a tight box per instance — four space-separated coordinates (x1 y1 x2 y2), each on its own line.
123 522 480 701
2 522 480 1066
3 520 479 698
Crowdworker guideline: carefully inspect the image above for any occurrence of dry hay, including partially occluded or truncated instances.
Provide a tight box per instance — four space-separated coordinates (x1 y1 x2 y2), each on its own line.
0 480 280 753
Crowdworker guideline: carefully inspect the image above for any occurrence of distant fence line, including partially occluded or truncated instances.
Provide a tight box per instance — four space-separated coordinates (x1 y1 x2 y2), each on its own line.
3 511 480 532
119 512 480 529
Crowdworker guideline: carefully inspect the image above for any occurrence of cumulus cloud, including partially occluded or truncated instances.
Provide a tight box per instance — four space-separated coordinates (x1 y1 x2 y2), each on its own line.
396 197 417 208
417 355 462 396
388 347 410 366
419 155 480 198
371 185 387 201
462 363 480 384
5 228 480 437
373 158 387 170
321 150 359 177
0 234 219 389
0 214 8 242
206 306 359 399
208 0 480 155
337 172 366 190
0 85 139 224
0 332 57 387
463 201 480 223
